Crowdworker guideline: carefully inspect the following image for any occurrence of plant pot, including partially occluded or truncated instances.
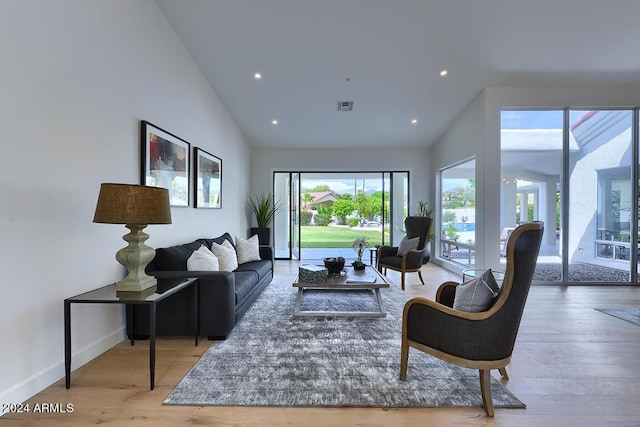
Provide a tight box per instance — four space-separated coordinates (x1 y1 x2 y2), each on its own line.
352 261 366 271
250 227 270 245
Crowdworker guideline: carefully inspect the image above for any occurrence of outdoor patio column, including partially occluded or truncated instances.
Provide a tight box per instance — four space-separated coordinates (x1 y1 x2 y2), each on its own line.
500 179 518 230
519 191 528 223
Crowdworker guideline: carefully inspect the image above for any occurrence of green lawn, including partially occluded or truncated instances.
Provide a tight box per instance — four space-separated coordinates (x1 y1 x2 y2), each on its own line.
300 226 386 248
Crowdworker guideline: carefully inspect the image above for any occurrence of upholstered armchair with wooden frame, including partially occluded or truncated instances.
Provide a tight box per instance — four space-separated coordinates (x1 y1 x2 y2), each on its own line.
377 216 432 291
399 222 544 416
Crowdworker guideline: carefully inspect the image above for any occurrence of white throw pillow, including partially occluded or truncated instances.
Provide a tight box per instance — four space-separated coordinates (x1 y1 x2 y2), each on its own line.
211 239 238 272
452 269 501 312
235 235 261 264
396 236 420 256
187 245 219 271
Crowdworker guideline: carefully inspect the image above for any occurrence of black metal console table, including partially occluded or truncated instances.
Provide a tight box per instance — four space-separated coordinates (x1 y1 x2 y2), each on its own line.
64 277 199 390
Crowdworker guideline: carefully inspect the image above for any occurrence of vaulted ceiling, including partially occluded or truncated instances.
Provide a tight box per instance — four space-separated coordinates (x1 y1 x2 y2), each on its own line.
156 0 640 150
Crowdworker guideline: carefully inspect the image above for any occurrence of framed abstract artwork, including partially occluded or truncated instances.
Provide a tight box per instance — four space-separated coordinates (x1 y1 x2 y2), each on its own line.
194 147 222 209
141 121 190 207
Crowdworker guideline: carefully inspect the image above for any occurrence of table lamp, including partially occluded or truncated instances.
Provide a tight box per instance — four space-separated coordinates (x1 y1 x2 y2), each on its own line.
93 183 172 292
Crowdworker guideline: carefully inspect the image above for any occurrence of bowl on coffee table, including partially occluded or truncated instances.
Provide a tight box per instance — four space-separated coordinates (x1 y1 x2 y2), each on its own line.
323 257 345 275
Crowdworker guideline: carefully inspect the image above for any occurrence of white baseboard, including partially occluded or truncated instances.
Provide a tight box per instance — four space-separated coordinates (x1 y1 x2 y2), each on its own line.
0 327 126 405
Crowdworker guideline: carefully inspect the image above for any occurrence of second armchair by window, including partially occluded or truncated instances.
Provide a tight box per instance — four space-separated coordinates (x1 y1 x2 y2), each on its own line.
377 216 432 290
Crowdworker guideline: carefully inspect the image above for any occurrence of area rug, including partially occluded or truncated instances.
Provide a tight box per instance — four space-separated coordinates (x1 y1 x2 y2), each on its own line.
595 308 640 326
164 275 525 409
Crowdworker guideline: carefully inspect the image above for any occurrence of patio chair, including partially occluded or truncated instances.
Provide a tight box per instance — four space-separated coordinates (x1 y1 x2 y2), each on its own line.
399 222 544 416
441 231 459 258
377 216 432 290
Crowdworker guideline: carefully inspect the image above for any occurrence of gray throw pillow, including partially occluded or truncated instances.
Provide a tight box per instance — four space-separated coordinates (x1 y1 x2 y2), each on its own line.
396 236 420 256
452 269 501 312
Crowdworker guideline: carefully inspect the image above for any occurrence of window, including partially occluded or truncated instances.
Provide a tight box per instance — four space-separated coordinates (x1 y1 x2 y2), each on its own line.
440 159 476 267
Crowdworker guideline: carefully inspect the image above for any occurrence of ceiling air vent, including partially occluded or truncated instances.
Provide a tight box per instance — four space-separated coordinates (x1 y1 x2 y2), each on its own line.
337 100 354 112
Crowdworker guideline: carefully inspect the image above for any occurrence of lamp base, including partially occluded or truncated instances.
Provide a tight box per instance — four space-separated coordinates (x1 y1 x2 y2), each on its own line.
115 275 157 292
114 224 157 293
116 285 158 299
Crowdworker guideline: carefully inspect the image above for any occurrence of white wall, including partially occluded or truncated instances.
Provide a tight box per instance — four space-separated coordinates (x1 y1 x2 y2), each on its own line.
249 147 431 216
0 0 250 404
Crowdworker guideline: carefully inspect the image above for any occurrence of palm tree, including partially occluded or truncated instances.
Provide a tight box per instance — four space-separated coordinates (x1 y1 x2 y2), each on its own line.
302 192 314 208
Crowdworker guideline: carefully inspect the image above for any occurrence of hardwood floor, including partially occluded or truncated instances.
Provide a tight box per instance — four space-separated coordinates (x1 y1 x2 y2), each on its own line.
3 261 640 426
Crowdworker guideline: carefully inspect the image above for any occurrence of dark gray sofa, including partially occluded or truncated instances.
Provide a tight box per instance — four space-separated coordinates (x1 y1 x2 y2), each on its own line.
127 233 273 340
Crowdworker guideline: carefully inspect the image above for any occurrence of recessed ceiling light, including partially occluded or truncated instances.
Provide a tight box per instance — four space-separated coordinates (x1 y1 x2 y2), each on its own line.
440 70 448 77
254 73 262 80
272 119 278 125
411 119 418 124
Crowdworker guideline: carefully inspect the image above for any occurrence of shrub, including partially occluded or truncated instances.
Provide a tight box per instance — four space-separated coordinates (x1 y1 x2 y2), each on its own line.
300 211 313 225
444 225 459 239
314 214 332 226
442 211 457 223
347 217 360 227
317 206 333 216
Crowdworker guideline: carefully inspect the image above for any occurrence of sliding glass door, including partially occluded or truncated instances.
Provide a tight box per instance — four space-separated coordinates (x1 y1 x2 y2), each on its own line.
273 171 409 260
569 109 633 283
273 173 291 259
499 108 635 284
388 172 409 246
500 110 563 281
291 173 300 260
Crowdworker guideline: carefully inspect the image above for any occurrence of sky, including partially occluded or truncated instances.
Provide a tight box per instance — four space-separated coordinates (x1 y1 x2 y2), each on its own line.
301 178 383 195
501 110 592 129
501 110 563 129
442 179 469 193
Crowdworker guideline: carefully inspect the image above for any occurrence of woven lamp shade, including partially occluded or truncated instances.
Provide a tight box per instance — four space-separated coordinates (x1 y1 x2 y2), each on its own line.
93 183 172 225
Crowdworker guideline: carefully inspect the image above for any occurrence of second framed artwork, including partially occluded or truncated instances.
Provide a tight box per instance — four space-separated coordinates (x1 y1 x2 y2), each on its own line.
194 148 222 209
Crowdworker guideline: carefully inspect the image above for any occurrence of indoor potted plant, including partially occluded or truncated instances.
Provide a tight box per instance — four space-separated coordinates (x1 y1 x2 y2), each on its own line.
247 193 282 245
352 236 368 270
